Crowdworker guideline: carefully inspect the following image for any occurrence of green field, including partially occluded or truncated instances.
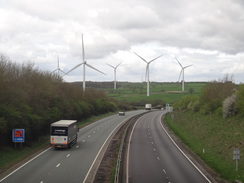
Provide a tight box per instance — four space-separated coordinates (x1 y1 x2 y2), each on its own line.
102 82 206 104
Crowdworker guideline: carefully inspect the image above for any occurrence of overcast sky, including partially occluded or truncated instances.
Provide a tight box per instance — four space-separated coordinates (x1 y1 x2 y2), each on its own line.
1 0 244 83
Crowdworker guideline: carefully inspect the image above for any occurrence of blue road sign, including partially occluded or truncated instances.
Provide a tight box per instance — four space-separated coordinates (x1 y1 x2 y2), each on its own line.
12 129 25 142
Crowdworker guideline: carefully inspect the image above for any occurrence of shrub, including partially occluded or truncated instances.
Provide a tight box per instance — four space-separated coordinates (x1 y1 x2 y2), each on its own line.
222 93 237 118
236 84 244 116
199 80 236 114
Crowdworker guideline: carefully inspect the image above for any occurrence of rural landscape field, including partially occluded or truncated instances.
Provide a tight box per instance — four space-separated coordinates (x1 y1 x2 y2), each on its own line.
1 59 243 182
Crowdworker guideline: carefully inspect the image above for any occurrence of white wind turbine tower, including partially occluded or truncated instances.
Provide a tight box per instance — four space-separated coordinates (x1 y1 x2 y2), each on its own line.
134 52 163 96
107 62 122 89
175 57 192 93
52 56 65 76
63 34 106 92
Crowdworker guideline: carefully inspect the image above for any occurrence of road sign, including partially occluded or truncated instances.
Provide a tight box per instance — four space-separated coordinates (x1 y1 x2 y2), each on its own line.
233 148 240 172
233 148 240 160
12 129 25 142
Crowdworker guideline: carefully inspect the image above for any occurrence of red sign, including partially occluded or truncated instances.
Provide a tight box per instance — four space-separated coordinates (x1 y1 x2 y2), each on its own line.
14 130 23 137
12 129 25 142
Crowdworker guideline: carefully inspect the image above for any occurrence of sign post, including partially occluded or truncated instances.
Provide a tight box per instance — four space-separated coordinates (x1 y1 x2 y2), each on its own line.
233 148 240 172
12 129 25 149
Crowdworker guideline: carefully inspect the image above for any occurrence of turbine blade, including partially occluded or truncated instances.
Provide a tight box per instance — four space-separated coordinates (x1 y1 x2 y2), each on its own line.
51 69 58 74
178 69 183 82
63 63 83 76
115 61 123 68
59 69 66 74
106 63 115 69
133 52 148 63
183 65 193 69
81 34 85 62
86 63 106 75
175 57 183 68
149 54 163 63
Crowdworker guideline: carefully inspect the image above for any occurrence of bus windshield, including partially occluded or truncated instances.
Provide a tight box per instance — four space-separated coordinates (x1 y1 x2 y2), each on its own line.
51 127 68 136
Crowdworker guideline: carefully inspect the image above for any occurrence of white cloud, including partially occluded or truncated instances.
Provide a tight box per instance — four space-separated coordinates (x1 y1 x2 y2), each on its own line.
0 0 244 84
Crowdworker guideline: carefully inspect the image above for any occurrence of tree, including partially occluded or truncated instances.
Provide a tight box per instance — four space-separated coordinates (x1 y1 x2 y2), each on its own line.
236 84 244 116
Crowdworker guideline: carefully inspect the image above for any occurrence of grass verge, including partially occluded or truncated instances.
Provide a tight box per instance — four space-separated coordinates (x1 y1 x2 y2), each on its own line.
0 112 117 174
165 110 244 182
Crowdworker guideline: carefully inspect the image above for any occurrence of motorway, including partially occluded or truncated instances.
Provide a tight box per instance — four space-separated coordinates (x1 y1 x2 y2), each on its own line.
0 110 145 183
127 110 212 183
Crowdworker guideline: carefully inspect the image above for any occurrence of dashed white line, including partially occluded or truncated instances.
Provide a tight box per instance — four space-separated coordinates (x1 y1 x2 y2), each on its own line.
76 145 79 148
163 169 167 174
67 154 70 157
56 163 60 167
157 157 160 161
154 148 156 152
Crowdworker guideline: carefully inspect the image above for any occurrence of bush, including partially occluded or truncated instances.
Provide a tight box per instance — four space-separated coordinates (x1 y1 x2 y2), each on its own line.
199 79 236 114
222 93 237 118
236 84 244 116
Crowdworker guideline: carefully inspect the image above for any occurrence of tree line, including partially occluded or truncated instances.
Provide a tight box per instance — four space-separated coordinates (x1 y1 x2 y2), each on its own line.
173 75 244 118
0 54 120 148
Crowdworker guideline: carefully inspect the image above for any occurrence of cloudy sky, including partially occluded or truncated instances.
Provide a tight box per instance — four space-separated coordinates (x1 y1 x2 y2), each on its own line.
1 0 244 83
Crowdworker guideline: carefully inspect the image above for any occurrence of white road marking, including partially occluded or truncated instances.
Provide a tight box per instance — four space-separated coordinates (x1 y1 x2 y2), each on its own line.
67 154 70 157
83 117 129 183
154 148 156 152
56 163 60 167
88 135 91 138
159 113 212 183
82 140 85 142
157 157 160 161
0 147 52 182
163 169 166 174
76 145 79 148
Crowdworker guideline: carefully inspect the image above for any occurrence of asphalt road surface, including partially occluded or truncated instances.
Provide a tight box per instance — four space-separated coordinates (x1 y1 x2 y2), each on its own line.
0 110 145 183
127 110 212 183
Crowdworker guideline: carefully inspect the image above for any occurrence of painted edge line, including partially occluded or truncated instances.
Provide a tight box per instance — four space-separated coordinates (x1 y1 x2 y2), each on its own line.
159 113 212 183
0 147 51 182
126 116 141 183
83 116 131 183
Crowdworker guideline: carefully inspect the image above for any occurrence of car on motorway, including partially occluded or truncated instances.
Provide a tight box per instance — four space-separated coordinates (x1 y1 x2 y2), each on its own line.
118 111 125 116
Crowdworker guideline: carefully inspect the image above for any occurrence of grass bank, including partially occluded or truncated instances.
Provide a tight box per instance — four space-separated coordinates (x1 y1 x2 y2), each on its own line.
165 110 244 182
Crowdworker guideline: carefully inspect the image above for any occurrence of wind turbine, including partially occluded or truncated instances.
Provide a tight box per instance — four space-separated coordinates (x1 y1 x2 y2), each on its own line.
106 62 122 89
134 52 163 96
63 34 106 92
52 56 65 76
175 57 192 92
